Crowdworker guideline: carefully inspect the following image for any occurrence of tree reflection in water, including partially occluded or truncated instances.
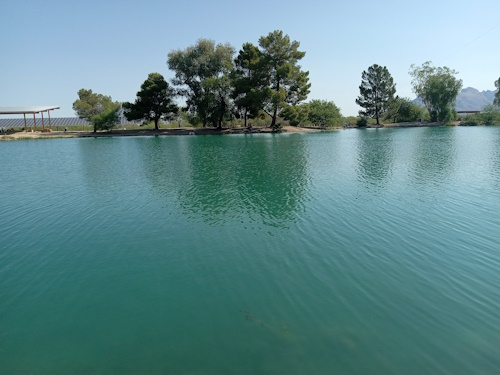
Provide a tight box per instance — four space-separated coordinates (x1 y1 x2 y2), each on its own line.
355 129 395 190
135 134 310 228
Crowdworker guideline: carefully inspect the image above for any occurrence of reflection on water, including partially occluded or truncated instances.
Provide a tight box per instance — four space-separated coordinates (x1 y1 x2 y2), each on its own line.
355 129 394 189
78 138 139 195
409 127 457 188
491 130 500 192
27 127 499 374
133 134 310 228
134 136 191 202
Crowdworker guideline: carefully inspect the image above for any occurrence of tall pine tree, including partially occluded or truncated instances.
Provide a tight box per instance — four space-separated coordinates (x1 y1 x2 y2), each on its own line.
258 30 311 129
356 64 396 125
230 43 269 127
123 73 178 130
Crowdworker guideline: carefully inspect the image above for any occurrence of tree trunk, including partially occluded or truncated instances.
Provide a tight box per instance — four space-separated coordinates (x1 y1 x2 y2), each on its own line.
154 118 159 131
271 108 277 128
244 108 248 128
218 95 225 129
271 79 280 128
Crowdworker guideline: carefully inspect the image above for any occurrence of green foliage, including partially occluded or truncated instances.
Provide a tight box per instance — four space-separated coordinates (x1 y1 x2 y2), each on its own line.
307 99 342 127
281 103 309 126
356 64 396 125
272 122 283 132
480 104 500 125
409 61 463 122
461 114 480 126
357 117 368 127
385 97 425 123
167 39 235 128
230 43 269 127
258 30 311 127
92 106 120 131
202 74 234 128
123 73 178 130
72 89 120 132
494 77 500 106
459 106 500 126
342 116 358 127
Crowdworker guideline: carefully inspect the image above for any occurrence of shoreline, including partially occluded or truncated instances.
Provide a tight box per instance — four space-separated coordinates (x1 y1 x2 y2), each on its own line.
0 122 471 141
0 126 321 141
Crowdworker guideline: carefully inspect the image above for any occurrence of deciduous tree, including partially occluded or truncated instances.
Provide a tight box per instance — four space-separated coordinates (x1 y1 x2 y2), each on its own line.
123 73 178 130
385 96 424 123
307 100 341 127
409 61 462 122
167 39 235 128
355 64 396 125
72 89 120 132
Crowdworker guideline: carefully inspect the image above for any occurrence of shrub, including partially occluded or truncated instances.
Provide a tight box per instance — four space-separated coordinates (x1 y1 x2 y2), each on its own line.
480 104 500 125
461 114 480 126
356 117 368 127
272 122 283 132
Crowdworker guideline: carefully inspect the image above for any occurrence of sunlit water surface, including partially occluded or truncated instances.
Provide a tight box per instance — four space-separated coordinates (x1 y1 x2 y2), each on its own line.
1 127 499 374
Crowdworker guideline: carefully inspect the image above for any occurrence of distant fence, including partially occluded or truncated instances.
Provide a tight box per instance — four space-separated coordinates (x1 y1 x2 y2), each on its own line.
0 117 141 129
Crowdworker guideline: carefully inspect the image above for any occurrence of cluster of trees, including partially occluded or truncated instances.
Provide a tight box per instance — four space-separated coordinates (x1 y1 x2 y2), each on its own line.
355 61 465 125
73 30 345 132
73 31 499 132
166 30 313 130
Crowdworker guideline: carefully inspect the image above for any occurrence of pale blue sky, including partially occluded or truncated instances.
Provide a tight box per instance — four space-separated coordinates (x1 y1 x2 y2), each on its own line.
1 0 499 117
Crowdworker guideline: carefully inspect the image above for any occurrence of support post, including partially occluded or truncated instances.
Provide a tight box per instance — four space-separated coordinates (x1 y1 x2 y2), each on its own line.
48 110 51 129
33 113 37 132
24 113 27 132
42 112 45 130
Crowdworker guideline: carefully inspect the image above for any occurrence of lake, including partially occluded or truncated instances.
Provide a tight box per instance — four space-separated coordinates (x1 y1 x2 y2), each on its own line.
1 127 499 374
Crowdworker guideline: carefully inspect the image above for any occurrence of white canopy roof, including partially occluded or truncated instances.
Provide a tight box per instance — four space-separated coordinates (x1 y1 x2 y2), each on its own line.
0 106 60 114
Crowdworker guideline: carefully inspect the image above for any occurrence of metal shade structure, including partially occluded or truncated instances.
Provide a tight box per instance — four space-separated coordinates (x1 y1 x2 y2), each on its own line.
0 106 60 132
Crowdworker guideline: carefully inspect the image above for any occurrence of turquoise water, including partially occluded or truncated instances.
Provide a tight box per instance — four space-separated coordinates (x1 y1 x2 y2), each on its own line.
1 127 499 374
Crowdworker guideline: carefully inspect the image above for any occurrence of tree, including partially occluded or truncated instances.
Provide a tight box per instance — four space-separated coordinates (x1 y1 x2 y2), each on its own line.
409 61 462 122
123 73 178 130
355 64 396 125
202 74 233 128
385 96 424 123
494 77 500 106
230 43 269 127
167 39 235 128
258 30 311 130
307 100 342 127
282 103 309 126
72 89 120 132
480 104 500 125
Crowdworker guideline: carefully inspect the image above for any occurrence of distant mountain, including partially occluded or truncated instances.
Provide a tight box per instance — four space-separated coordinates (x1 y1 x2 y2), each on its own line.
455 87 497 111
413 87 498 111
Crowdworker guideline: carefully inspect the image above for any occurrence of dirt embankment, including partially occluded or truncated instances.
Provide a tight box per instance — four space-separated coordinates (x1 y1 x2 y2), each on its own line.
0 126 321 141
